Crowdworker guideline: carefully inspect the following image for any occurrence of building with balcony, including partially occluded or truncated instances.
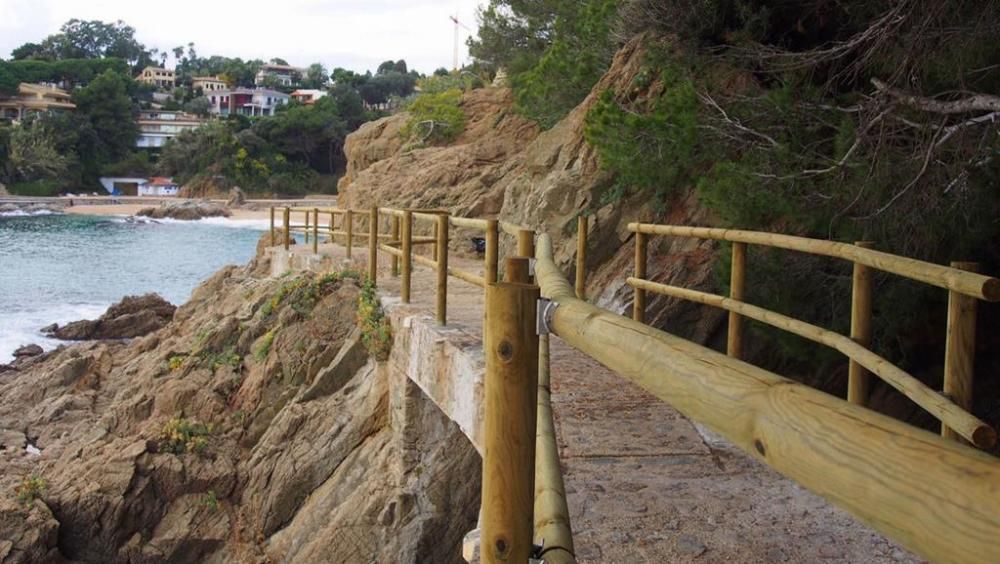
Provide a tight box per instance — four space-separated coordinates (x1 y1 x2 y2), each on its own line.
135 110 206 148
290 89 328 105
192 76 227 93
0 83 75 122
207 88 290 117
255 64 304 87
138 66 176 89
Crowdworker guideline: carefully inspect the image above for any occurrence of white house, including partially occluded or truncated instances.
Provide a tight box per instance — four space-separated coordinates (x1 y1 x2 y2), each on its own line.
207 88 290 117
290 89 328 105
138 177 180 196
136 110 206 148
255 64 304 87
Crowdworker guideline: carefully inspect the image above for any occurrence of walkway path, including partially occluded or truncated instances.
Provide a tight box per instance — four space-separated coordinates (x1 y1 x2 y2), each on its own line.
284 239 917 563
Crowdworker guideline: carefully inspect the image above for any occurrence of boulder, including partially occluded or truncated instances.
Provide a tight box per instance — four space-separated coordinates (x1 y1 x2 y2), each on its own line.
226 186 246 208
12 345 43 358
53 294 176 341
0 182 8 196
137 200 231 221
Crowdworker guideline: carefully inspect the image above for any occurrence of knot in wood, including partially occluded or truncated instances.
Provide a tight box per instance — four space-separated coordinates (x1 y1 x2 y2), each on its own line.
497 340 514 362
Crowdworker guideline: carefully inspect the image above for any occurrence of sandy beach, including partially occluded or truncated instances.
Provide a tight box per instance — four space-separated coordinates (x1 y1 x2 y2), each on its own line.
59 196 338 221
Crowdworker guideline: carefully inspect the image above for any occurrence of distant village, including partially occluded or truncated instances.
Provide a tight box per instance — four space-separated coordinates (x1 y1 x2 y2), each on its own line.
0 63 340 196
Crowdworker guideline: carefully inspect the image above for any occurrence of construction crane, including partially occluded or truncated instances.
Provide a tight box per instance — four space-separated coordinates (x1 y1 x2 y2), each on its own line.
450 13 471 71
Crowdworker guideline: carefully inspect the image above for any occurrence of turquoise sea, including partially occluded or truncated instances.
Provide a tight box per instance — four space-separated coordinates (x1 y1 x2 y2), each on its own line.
0 212 266 362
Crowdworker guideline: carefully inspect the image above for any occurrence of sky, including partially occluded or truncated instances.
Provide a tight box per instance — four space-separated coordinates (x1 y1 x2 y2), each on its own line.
0 0 483 74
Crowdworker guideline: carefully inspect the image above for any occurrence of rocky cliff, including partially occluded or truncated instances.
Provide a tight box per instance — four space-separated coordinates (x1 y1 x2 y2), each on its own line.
0 233 479 563
339 36 725 344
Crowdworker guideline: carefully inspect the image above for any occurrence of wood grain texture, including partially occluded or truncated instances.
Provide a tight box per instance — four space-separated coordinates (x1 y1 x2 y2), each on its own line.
628 223 1000 301
436 215 449 325
627 277 995 448
532 234 1000 563
486 219 499 286
943 262 980 442
727 241 746 359
848 242 875 406
633 231 647 323
483 281 540 564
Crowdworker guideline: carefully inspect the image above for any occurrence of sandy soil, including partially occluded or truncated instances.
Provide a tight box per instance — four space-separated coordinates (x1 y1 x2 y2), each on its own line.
63 203 273 221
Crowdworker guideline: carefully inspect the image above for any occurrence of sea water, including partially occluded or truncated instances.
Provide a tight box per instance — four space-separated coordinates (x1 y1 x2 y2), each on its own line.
0 212 267 362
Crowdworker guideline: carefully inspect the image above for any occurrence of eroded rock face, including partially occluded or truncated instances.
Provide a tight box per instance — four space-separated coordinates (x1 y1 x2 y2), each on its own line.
337 36 724 342
0 232 479 563
137 200 231 221
51 294 177 341
226 186 246 208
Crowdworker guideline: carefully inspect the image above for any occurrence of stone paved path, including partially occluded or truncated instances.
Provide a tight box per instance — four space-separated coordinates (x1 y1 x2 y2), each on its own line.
285 239 918 563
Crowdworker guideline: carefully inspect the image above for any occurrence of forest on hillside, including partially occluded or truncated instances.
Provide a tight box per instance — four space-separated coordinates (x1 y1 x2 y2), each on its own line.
469 0 1000 410
0 19 444 196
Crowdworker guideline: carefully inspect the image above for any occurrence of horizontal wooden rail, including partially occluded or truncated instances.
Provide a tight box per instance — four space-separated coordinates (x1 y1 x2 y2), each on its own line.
413 211 448 223
500 220 531 237
449 266 486 288
628 223 1000 301
451 216 490 230
534 334 576 563
413 253 438 269
535 234 1000 564
379 207 405 218
379 244 403 258
627 277 996 448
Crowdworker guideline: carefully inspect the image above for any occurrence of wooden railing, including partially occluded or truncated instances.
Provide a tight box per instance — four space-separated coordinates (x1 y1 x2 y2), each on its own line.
270 207 1000 564
625 223 998 449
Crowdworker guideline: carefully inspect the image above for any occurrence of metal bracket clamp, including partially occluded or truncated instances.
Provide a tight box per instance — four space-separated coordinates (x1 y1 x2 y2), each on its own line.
537 298 558 336
527 258 537 277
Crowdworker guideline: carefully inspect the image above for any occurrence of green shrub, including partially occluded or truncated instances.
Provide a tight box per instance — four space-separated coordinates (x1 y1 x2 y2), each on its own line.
15 475 46 507
401 89 466 145
585 66 702 204
254 329 277 362
160 417 212 455
357 280 392 360
7 179 63 197
168 355 187 372
201 490 219 511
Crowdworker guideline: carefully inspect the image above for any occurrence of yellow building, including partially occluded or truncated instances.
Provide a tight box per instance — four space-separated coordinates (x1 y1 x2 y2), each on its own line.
138 66 176 89
192 76 227 93
0 83 76 121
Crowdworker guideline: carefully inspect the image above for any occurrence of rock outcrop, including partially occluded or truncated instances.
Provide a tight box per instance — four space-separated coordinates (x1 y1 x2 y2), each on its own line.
226 186 246 208
0 232 479 563
338 36 724 342
51 294 176 341
137 200 231 221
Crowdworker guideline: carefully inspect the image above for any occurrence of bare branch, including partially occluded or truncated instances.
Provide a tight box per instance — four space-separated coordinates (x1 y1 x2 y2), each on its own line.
871 78 1000 114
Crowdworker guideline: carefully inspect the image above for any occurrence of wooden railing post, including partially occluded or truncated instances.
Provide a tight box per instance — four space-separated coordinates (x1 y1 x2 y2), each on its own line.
943 261 980 443
345 209 354 259
401 210 413 304
727 242 747 359
517 229 534 258
575 215 588 300
368 206 378 284
432 218 440 262
848 241 875 406
436 214 449 325
485 219 499 285
269 207 275 246
312 208 319 254
391 215 400 277
304 210 310 245
482 258 539 564
328 211 334 243
633 231 647 323
283 207 290 250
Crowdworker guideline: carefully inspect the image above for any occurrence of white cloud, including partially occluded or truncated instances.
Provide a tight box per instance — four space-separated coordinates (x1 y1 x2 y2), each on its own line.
0 0 483 73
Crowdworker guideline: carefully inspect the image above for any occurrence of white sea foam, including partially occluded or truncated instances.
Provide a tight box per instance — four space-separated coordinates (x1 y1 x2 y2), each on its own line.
110 215 270 231
0 303 109 363
0 209 61 218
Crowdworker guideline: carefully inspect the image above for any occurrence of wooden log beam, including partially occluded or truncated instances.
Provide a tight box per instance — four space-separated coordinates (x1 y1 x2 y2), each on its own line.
401 210 413 304
283 207 290 250
943 262 980 442
727 242 746 358
482 270 539 564
575 215 587 300
628 223 1000 301
436 214 449 325
848 242 875 406
626 276 995 449
633 231 647 323
534 234 1000 563
534 334 576 564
